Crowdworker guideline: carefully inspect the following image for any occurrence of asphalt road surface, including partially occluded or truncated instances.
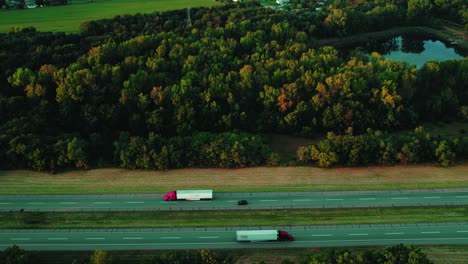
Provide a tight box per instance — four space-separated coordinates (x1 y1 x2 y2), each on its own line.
1 189 467 212
1 222 467 250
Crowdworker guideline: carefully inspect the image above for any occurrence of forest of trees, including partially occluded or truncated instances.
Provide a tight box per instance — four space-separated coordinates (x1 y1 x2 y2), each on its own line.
0 2 466 171
298 127 468 168
0 244 433 264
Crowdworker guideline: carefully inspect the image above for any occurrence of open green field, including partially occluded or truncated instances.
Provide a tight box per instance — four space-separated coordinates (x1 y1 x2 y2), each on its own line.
1 163 467 194
2 206 467 228
0 0 220 33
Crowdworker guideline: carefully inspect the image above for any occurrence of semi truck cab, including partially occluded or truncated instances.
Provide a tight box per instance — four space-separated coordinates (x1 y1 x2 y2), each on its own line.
278 230 294 241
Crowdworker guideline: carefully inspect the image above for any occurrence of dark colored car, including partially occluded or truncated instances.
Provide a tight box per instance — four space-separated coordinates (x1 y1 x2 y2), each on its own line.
237 200 248 205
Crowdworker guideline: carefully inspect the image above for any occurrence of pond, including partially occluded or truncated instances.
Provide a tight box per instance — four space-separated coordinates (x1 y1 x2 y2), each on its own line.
348 34 465 68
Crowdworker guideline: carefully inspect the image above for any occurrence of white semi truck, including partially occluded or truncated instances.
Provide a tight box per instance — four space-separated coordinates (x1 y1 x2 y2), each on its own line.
236 230 294 242
163 190 213 201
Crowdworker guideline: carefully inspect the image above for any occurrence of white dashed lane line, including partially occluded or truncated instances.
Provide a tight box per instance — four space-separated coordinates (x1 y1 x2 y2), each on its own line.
348 233 368 236
10 238 31 241
359 198 376 200
60 202 77 205
423 197 441 199
125 202 145 204
312 234 332 237
93 202 111 204
86 238 105 240
457 231 468 233
199 236 219 239
293 199 312 202
385 233 404 235
160 237 181 239
259 200 278 202
456 196 468 198
421 231 440 234
391 197 409 200
48 238 68 240
123 237 143 240
28 202 45 204
326 198 344 201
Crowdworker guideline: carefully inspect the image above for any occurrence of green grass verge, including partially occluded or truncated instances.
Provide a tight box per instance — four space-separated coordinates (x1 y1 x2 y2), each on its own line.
0 0 220 33
2 206 467 229
1 164 468 195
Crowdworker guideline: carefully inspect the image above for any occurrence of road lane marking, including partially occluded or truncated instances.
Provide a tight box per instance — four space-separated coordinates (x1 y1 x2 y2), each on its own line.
227 200 238 202
27 202 44 204
456 196 468 198
199 236 219 239
421 231 440 234
5 238 468 248
423 197 441 199
47 238 68 240
11 238 31 240
93 202 111 204
86 238 105 240
312 234 332 237
359 198 376 200
125 202 144 204
391 197 409 200
160 237 180 239
385 233 404 235
456 231 468 233
259 200 278 202
348 233 368 236
293 199 312 202
326 198 344 201
123 237 143 240
60 202 77 205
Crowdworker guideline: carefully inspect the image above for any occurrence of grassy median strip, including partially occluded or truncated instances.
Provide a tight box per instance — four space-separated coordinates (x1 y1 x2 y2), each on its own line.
1 206 467 229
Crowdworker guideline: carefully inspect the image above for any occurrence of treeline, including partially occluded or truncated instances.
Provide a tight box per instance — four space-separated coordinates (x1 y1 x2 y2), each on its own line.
114 131 272 170
298 127 468 168
0 131 272 171
0 244 433 264
0 4 467 171
306 243 433 264
0 246 233 264
291 0 467 33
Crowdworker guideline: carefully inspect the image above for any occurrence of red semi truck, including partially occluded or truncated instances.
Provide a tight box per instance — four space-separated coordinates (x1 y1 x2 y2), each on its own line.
163 190 213 201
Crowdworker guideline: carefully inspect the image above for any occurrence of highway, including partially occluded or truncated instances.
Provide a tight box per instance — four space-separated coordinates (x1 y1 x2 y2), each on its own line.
1 222 468 250
0 188 467 212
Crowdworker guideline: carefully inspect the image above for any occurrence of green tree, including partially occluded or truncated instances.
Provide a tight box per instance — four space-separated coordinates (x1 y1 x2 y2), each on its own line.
90 249 112 264
0 245 31 264
407 0 434 24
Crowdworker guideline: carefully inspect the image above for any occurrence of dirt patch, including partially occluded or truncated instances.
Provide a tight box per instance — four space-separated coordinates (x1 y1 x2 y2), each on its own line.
269 134 319 158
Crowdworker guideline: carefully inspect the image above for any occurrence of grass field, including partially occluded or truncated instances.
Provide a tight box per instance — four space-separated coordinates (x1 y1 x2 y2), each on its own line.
2 206 467 228
0 0 220 33
1 163 467 194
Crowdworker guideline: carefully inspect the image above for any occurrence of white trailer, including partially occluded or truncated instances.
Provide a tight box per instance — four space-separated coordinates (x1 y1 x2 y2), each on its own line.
176 190 212 200
236 230 294 242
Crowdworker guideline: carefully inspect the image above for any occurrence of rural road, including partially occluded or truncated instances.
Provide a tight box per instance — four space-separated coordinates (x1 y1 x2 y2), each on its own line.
1 222 468 250
1 189 467 212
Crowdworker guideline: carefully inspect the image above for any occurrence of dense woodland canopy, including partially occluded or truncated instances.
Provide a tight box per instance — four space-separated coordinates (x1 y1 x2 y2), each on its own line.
0 1 466 171
0 244 434 264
